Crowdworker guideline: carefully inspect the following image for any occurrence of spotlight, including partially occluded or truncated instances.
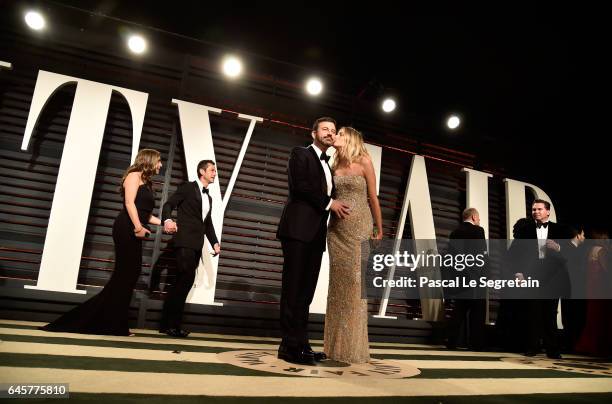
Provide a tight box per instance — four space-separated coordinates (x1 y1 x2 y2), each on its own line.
306 78 323 96
447 115 461 130
222 56 243 78
24 11 45 31
127 35 147 54
382 98 396 113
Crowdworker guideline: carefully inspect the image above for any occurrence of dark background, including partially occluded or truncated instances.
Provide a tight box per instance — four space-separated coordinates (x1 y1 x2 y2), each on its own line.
9 0 612 233
0 0 607 334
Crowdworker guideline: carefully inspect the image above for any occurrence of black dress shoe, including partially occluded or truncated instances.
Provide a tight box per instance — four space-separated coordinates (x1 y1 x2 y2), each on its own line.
277 350 293 362
546 352 562 359
304 345 327 361
177 329 190 337
524 351 538 357
162 328 190 338
278 348 315 365
294 351 316 365
306 349 327 361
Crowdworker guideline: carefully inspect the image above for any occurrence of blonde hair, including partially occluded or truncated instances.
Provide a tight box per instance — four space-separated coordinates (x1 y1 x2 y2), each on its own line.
119 148 161 196
332 127 370 171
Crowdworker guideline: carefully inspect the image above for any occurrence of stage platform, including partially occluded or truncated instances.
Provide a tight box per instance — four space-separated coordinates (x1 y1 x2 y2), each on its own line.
1 319 611 403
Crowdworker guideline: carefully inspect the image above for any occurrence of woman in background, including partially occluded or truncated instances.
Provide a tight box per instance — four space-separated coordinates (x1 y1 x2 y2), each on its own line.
41 149 162 336
575 229 611 357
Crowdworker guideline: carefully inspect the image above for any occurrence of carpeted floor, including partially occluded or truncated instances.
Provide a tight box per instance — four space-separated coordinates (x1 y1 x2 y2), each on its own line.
1 319 611 403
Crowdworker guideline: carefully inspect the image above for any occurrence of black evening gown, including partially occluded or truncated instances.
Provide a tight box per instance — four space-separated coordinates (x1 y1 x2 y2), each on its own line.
41 184 155 336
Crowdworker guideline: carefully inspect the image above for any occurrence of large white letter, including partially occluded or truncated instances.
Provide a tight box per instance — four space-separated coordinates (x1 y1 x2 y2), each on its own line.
23 71 148 294
374 155 443 321
463 168 493 239
504 179 561 327
463 168 493 322
172 99 262 306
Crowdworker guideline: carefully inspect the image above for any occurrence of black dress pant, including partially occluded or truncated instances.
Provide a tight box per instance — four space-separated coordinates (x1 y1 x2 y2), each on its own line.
446 298 486 350
495 299 525 352
279 226 326 351
160 247 201 330
524 298 560 355
561 298 586 352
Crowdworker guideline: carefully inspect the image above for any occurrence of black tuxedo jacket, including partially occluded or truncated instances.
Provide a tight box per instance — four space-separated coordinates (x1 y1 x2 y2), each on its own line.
162 181 219 251
449 222 487 255
508 220 571 297
276 146 336 243
447 221 488 297
562 242 588 298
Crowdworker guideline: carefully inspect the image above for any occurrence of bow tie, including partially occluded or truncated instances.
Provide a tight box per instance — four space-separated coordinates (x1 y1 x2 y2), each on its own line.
320 153 330 163
536 222 548 229
202 187 209 195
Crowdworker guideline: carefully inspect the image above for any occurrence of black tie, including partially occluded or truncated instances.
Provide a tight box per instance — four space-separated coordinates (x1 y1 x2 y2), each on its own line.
536 222 548 229
320 153 330 164
202 187 209 195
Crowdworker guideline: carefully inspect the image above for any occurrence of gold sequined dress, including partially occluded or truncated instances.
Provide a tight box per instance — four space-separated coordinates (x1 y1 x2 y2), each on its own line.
324 175 372 363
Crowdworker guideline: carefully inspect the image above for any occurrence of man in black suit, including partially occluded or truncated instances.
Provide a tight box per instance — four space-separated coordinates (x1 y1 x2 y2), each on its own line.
446 208 488 351
276 117 350 365
561 225 587 352
510 199 570 359
159 160 221 337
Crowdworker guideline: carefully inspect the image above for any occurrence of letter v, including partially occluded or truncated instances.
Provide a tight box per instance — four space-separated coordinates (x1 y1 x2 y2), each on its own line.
172 99 262 305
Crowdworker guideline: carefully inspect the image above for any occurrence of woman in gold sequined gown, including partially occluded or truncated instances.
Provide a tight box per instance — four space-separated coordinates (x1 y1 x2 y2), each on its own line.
324 127 383 364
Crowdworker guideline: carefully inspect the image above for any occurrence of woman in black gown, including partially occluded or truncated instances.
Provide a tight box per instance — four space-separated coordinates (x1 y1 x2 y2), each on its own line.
41 149 164 336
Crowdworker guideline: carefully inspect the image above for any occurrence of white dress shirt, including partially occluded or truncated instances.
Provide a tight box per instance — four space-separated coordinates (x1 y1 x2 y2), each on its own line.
198 179 211 222
310 144 333 210
536 220 549 259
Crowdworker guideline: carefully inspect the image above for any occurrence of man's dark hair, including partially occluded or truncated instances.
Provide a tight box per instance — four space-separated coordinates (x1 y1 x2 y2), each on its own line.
568 224 584 238
197 160 215 178
532 199 551 210
312 117 337 132
513 217 532 238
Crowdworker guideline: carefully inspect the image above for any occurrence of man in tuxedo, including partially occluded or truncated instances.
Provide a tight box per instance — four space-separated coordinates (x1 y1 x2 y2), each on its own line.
276 117 350 365
160 160 221 337
510 199 570 359
561 225 587 352
446 208 488 351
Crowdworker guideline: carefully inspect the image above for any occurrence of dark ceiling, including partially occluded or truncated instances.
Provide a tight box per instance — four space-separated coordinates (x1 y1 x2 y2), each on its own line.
7 1 611 231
